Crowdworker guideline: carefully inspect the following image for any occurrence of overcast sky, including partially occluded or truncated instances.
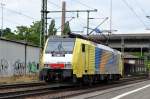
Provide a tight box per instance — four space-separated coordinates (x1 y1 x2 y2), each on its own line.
1 0 150 34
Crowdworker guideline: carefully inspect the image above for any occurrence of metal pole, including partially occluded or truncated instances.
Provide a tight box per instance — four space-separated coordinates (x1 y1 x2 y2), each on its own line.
0 3 4 37
61 1 66 35
40 0 44 48
109 0 112 35
141 47 143 57
148 39 150 77
47 9 97 35
25 43 27 75
41 0 47 48
121 37 124 55
87 11 90 35
47 9 97 13
44 0 47 43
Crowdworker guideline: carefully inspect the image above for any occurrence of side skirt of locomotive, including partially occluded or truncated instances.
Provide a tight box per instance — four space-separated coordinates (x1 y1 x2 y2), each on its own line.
40 68 73 82
40 68 121 84
73 74 121 85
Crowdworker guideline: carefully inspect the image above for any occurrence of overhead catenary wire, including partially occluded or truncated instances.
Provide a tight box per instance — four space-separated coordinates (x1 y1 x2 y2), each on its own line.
72 0 95 10
0 17 22 26
69 0 112 36
134 0 148 16
121 0 148 28
0 1 35 33
72 18 85 28
79 17 103 27
0 0 36 20
71 0 107 19
88 17 109 35
4 7 35 20
56 17 75 31
47 0 61 9
1 2 34 20
47 0 75 22
71 0 99 19
47 16 76 19
46 0 98 32
73 18 86 32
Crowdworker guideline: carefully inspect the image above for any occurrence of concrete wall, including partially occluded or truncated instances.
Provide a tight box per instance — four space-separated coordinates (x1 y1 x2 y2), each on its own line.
0 39 40 77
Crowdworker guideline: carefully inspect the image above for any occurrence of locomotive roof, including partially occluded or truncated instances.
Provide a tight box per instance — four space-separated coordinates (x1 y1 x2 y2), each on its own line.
48 36 75 42
48 35 121 54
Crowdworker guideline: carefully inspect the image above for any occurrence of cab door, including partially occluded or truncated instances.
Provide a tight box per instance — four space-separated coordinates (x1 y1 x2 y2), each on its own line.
81 44 88 74
82 44 95 75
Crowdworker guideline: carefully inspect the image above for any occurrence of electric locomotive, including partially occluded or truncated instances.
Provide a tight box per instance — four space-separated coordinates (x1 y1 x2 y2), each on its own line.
40 35 123 84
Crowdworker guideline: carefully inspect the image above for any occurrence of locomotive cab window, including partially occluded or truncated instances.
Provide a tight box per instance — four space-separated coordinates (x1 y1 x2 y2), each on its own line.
46 38 75 54
82 44 85 52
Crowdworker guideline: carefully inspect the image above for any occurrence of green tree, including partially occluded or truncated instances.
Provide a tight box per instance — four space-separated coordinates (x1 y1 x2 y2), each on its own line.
1 28 17 40
3 28 11 36
28 21 41 45
14 21 41 45
15 26 29 40
2 20 59 46
62 21 71 35
48 19 57 37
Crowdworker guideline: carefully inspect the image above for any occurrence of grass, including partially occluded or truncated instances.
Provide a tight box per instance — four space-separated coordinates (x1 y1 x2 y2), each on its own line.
0 74 39 84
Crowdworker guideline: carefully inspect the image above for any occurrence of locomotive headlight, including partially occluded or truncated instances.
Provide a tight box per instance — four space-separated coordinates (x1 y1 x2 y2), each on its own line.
44 64 48 67
44 64 51 69
65 64 72 69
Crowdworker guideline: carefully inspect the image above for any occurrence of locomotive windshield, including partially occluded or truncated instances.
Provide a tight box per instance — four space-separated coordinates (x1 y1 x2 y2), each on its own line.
45 38 75 54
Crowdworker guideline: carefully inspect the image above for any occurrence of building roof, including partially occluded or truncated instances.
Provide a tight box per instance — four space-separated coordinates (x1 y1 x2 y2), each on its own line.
123 53 139 59
0 37 40 48
87 33 150 40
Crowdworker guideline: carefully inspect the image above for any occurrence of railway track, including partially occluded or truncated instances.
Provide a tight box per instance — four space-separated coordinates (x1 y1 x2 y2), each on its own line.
0 76 148 99
28 76 149 99
0 81 46 89
0 80 75 99
66 76 149 98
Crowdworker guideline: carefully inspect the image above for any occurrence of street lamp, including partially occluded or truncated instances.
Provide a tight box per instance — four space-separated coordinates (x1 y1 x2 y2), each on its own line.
0 3 5 37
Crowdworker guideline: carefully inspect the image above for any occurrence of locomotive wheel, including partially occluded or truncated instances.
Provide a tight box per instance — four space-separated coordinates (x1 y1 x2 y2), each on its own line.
88 76 93 86
72 75 77 84
83 75 89 85
44 76 49 82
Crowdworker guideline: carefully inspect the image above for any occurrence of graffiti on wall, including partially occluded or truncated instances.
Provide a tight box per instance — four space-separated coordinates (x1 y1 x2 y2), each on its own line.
0 59 9 76
13 60 39 75
0 58 39 77
27 62 39 73
13 60 39 76
13 60 26 76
